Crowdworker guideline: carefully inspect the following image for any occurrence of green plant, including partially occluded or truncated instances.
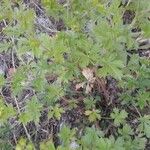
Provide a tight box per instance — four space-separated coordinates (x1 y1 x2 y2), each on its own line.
0 98 16 124
19 97 42 125
16 138 35 150
58 125 76 148
111 108 128 126
84 97 96 109
0 0 149 149
85 109 101 122
138 115 150 138
40 140 55 150
67 99 78 110
48 104 65 120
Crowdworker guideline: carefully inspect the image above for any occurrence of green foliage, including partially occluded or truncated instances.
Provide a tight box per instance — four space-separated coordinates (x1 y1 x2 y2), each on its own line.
80 127 103 150
44 85 64 105
0 0 149 149
11 66 28 95
97 55 125 80
111 108 128 126
40 140 55 150
16 138 35 150
19 97 42 125
118 124 134 138
0 98 16 124
58 125 76 147
138 115 150 138
84 97 96 109
0 124 13 150
48 104 64 120
85 109 101 122
137 91 150 109
67 99 78 110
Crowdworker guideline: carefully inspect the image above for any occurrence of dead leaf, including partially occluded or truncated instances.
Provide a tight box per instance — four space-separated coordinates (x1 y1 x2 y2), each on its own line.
85 83 92 94
81 68 96 94
75 82 85 91
82 68 95 82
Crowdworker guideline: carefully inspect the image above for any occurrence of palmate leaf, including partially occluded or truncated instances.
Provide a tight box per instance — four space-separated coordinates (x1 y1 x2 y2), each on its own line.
48 104 64 120
0 0 14 21
17 37 30 55
4 25 24 37
18 36 41 57
44 33 69 64
67 34 93 67
85 109 101 122
12 66 28 95
26 97 42 121
139 115 150 138
137 91 150 109
42 0 65 19
0 98 16 124
111 108 128 126
33 76 46 92
40 140 55 150
15 5 35 32
38 33 52 52
44 85 64 105
0 41 12 52
81 127 101 149
16 138 35 150
118 124 134 138
71 50 90 68
19 97 42 125
141 20 150 38
98 55 124 80
58 125 75 147
19 112 31 125
59 63 80 83
144 122 150 138
28 37 41 57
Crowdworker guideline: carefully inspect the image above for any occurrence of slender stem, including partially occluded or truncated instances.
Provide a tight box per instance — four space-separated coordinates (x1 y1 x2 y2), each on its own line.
13 96 31 141
10 20 31 140
133 104 142 118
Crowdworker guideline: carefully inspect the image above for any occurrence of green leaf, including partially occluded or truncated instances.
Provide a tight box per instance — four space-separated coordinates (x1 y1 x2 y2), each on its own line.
58 125 75 147
40 140 55 150
84 98 96 109
118 124 134 138
85 109 101 122
19 97 42 125
98 55 124 80
141 20 150 38
12 66 27 95
81 127 103 150
139 115 150 138
19 112 31 125
0 98 16 124
48 104 64 120
0 41 12 52
44 85 64 105
111 108 128 126
137 91 150 109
